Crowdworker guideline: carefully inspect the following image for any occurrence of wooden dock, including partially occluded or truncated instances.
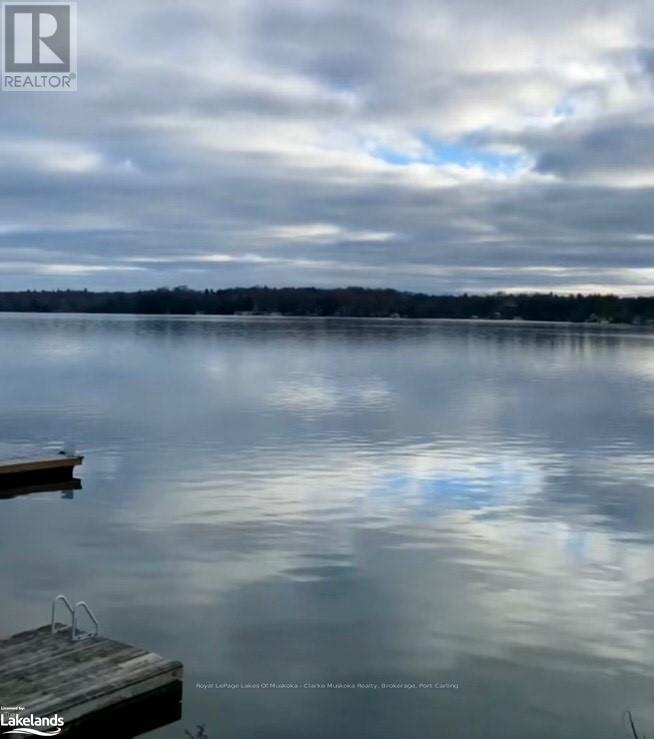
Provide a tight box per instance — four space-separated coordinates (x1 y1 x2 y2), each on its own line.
0 624 183 737
0 455 83 489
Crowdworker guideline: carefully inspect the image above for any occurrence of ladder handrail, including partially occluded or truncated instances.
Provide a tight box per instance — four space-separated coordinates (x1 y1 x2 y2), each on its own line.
50 595 100 641
51 594 74 634
72 601 100 641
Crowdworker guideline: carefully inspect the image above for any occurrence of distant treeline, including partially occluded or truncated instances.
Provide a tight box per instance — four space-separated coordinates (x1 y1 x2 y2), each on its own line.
0 286 653 323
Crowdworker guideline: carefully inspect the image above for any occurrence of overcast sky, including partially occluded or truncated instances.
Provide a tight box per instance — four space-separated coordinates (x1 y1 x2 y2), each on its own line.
1 0 654 294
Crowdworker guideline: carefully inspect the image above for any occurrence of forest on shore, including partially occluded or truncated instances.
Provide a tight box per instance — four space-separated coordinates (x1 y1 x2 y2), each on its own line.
0 286 653 324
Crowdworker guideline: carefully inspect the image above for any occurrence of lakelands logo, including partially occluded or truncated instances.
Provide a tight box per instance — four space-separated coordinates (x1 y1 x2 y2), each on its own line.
0 707 64 736
1 2 77 91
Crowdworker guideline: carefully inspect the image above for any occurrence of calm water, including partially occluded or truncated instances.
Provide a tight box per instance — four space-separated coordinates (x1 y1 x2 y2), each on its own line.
1 314 654 738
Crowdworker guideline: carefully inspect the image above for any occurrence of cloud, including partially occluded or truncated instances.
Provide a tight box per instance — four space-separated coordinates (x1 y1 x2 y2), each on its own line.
258 223 396 244
1 0 654 291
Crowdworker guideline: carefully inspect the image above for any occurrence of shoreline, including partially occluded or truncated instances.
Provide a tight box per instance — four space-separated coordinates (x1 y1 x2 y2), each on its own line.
0 311 644 329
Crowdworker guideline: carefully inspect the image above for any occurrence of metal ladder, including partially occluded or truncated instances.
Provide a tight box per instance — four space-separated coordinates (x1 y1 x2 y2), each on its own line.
51 594 100 642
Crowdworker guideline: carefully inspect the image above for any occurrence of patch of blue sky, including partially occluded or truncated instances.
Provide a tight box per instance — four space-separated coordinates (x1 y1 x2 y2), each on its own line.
553 98 576 119
369 132 529 175
552 97 579 121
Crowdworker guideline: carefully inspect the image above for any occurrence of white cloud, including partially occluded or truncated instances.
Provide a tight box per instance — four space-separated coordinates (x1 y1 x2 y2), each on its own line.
260 223 396 244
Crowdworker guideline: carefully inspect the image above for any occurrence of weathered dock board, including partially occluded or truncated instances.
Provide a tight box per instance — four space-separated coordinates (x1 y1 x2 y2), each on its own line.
0 625 183 737
0 455 83 488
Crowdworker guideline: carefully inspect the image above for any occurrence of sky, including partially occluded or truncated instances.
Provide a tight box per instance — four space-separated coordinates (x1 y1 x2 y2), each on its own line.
2 0 654 294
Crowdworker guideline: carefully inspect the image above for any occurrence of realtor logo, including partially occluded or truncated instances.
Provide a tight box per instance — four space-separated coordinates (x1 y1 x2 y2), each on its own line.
2 2 77 90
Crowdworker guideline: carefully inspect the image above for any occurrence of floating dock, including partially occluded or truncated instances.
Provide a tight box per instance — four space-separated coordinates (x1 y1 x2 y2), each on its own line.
0 455 83 489
0 623 183 737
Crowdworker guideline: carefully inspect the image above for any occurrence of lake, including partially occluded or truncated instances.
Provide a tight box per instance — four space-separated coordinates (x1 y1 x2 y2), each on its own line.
1 314 653 738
